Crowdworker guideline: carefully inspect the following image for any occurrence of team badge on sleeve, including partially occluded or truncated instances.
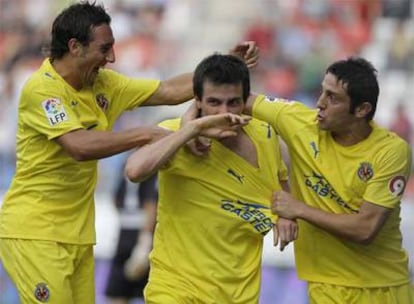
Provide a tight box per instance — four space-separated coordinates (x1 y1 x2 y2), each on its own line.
388 176 406 196
264 96 292 103
34 282 50 302
357 162 374 182
264 96 277 103
96 93 109 111
42 98 68 126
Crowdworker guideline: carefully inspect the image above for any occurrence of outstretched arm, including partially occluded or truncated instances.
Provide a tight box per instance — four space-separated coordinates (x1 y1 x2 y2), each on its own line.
229 41 260 68
272 181 299 251
272 190 391 244
55 126 171 161
124 174 158 280
125 113 250 183
244 93 260 116
143 41 260 106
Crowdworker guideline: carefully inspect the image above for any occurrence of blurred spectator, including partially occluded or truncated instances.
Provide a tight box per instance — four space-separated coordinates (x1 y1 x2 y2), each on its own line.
331 0 380 55
382 0 412 19
244 0 381 108
1 1 414 302
385 19 414 72
277 19 312 63
263 64 298 99
105 169 157 304
296 44 331 106
244 18 275 59
389 102 413 144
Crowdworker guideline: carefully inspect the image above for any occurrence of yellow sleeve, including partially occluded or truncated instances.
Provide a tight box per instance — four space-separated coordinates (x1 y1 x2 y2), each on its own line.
157 118 181 131
365 139 411 208
100 69 160 112
20 82 84 140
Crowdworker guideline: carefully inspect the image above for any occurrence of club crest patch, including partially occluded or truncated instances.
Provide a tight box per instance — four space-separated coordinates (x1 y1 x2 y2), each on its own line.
34 282 50 302
264 96 292 103
357 162 374 182
389 176 406 197
42 98 68 126
264 96 277 103
96 93 109 111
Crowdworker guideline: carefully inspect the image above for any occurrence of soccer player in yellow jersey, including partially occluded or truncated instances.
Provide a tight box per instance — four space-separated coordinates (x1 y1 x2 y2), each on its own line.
245 57 414 303
125 54 297 303
0 2 259 303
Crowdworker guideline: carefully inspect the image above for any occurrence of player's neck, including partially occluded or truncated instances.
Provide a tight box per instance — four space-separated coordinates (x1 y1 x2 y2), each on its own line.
331 122 372 146
219 129 244 148
51 57 83 91
219 130 259 168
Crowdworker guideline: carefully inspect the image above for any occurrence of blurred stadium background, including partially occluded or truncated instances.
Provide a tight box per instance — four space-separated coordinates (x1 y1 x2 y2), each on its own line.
1 0 414 303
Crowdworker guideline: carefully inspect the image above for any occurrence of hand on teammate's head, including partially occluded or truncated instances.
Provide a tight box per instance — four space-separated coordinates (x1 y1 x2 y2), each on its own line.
229 41 260 69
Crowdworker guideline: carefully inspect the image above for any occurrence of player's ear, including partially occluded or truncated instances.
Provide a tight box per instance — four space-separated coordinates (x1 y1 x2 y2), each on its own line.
355 102 372 119
193 98 202 118
68 38 83 56
194 97 202 109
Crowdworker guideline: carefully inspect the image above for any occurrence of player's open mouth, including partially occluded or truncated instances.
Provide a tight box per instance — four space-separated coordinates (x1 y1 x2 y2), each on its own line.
316 113 324 121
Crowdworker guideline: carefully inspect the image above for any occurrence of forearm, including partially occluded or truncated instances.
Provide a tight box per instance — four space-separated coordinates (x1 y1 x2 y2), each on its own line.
145 73 193 106
281 180 290 192
126 112 250 181
125 124 200 182
142 200 157 233
56 126 169 161
296 204 383 244
164 73 194 104
244 93 258 115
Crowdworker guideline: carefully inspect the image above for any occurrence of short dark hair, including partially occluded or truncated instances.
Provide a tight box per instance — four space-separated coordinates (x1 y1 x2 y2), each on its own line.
50 1 111 60
193 54 250 102
326 57 379 120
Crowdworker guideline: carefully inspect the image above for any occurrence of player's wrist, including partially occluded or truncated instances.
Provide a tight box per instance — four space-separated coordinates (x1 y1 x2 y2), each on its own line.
124 231 153 280
295 201 308 219
137 231 153 247
185 120 204 137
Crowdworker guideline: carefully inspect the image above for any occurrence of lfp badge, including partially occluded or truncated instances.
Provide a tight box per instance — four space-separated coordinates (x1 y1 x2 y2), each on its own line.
42 98 68 126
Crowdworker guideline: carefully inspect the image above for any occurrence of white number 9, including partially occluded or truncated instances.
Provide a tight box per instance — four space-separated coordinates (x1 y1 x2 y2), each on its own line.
389 176 406 197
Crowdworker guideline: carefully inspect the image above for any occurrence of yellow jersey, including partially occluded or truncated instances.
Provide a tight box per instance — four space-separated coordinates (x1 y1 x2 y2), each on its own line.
0 58 159 244
147 118 287 303
253 94 412 287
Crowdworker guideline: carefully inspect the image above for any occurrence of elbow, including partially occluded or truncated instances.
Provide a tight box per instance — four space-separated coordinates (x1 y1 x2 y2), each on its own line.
67 148 93 162
57 136 95 161
159 82 192 105
352 236 374 245
352 217 386 245
73 152 92 162
124 163 145 183
124 152 150 183
349 230 378 245
359 232 378 245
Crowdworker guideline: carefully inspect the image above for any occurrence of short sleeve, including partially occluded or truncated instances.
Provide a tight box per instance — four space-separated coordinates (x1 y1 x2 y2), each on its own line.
364 141 411 208
20 83 84 140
